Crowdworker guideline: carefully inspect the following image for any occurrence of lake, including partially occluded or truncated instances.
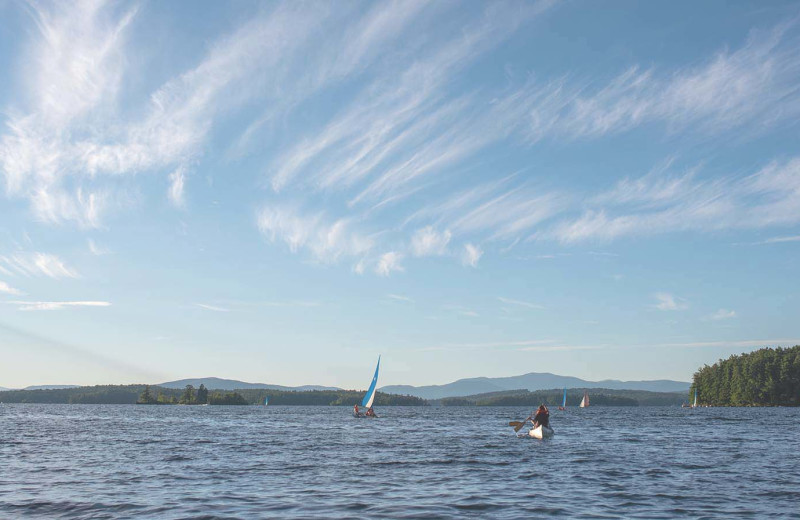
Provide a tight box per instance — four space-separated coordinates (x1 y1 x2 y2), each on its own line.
1 405 798 518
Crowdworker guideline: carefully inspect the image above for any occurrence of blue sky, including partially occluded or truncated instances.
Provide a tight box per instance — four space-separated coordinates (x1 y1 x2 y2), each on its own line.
1 0 799 389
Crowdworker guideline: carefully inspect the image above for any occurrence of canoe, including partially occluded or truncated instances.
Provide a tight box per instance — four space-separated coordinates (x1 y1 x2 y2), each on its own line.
528 425 555 439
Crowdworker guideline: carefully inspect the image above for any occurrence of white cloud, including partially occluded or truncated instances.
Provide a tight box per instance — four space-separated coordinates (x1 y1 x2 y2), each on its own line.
0 281 23 295
497 296 543 309
523 23 800 142
87 239 111 256
375 252 404 276
386 293 414 303
545 156 800 244
257 205 373 263
410 226 451 257
270 2 552 197
352 258 367 275
167 166 187 208
461 243 483 267
708 309 736 320
194 303 229 312
0 252 78 279
7 301 111 311
517 344 605 352
653 292 688 311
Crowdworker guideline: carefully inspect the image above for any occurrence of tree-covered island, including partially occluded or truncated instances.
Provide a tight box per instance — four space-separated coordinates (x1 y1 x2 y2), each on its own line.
137 384 248 405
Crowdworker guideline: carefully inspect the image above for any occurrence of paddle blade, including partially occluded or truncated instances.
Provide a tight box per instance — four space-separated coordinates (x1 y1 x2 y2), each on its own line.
509 421 526 432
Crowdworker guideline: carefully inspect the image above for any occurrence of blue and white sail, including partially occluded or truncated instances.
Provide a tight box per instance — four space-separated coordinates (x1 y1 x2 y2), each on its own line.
264 396 269 406
562 387 567 408
361 356 381 408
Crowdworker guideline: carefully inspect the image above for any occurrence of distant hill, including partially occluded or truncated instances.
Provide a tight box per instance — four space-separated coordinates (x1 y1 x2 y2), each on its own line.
380 372 690 399
158 377 340 392
433 388 686 407
23 385 80 390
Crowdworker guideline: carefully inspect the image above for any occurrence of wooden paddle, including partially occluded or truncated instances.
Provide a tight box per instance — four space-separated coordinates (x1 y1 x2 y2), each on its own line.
509 416 532 432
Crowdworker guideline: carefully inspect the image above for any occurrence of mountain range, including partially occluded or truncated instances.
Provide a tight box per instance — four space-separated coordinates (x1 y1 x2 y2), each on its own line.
157 377 339 392
2 373 689 397
379 372 690 400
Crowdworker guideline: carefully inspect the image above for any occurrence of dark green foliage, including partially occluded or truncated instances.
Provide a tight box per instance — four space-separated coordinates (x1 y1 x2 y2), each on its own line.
0 386 426 406
207 391 248 405
136 385 156 404
179 385 196 404
691 345 800 406
434 388 685 407
196 384 208 404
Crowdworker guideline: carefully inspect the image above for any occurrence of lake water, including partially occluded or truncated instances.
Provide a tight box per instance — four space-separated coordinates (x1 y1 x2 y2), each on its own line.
1 405 798 518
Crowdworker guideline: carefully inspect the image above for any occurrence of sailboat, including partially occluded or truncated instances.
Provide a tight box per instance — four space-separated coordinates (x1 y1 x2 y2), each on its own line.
579 390 589 408
354 355 380 418
264 395 269 406
691 388 697 409
558 387 567 410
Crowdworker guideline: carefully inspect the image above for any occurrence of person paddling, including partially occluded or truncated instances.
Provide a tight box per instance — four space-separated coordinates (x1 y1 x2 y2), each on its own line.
529 404 550 429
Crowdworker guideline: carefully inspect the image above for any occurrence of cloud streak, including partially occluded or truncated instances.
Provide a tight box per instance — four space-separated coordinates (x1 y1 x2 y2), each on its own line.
7 301 111 311
0 252 78 279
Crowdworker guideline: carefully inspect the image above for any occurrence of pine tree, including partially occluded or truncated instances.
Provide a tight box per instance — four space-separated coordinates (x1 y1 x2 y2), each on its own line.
196 384 208 404
179 384 196 404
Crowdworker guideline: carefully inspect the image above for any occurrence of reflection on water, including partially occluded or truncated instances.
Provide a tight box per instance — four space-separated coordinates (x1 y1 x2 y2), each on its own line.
1 405 798 518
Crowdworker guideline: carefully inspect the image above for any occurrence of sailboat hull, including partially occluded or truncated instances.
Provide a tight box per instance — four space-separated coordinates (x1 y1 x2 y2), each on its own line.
528 425 555 439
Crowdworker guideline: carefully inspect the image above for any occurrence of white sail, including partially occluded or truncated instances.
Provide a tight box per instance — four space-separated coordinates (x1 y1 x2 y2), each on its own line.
579 391 589 408
361 356 381 408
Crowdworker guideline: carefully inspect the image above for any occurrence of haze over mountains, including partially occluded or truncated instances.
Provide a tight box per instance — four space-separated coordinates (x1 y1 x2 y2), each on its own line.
157 377 339 392
1 373 689 397
379 373 690 400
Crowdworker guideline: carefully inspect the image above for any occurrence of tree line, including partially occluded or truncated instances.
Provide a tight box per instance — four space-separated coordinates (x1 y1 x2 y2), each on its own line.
0 385 424 405
433 388 685 407
691 345 800 406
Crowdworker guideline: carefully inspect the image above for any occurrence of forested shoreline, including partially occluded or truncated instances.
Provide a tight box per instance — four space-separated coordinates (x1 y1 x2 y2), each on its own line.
0 384 686 406
691 345 800 406
0 385 426 406
434 388 685 407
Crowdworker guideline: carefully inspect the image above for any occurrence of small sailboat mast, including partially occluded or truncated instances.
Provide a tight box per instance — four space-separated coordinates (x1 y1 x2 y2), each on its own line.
361 355 381 409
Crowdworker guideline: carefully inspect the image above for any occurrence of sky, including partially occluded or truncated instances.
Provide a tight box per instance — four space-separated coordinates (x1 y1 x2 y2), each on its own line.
1 0 799 389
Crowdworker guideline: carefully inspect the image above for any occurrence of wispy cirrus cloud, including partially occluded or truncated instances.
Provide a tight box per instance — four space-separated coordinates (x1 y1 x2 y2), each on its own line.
87 239 111 256
194 303 229 312
544 156 800 244
7 301 111 311
410 226 451 257
386 293 414 303
0 281 23 295
256 205 374 263
707 309 737 321
497 296 543 309
523 23 800 142
0 252 78 279
461 243 483 267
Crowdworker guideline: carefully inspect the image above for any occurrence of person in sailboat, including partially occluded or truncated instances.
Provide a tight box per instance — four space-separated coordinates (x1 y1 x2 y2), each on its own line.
365 406 376 417
354 404 363 417
529 404 550 429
